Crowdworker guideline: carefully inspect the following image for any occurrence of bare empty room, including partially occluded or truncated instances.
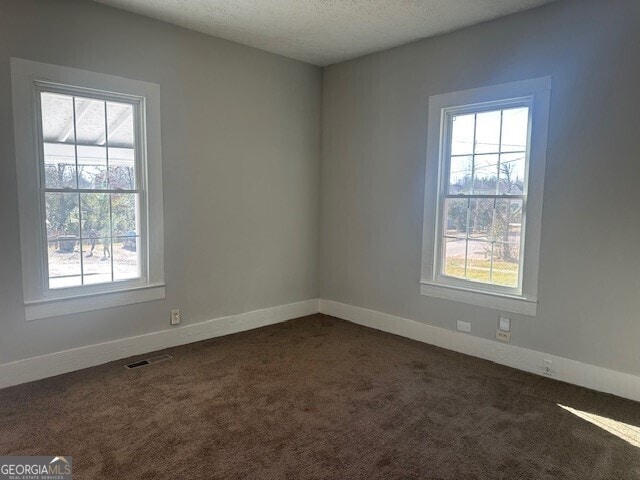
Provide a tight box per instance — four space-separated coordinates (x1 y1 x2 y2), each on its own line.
0 0 639 478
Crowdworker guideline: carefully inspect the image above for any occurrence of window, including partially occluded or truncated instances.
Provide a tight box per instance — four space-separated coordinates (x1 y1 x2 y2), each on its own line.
421 78 551 316
41 90 142 288
11 58 164 320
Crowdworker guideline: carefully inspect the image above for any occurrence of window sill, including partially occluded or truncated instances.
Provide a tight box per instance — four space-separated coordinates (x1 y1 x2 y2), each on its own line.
25 284 166 321
419 281 537 316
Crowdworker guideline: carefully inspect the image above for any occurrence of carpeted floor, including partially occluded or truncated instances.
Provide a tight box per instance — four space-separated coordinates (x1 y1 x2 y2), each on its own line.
1 314 639 479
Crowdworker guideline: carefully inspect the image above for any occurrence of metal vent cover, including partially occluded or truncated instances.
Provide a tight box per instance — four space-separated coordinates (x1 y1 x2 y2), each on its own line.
125 354 172 369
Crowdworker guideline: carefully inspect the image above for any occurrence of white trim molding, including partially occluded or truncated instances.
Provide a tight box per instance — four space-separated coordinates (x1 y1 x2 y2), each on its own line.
25 284 166 321
319 299 640 403
421 77 551 316
5 297 640 404
0 299 319 389
420 282 537 316
10 57 165 319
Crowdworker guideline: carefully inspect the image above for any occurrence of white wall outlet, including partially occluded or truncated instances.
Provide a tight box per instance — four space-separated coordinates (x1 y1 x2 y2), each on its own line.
456 321 471 333
542 359 553 376
499 316 511 332
496 330 511 342
170 309 181 325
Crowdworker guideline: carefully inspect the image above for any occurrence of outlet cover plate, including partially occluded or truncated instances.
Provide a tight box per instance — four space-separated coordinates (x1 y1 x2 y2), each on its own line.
456 321 471 333
499 316 511 332
496 330 511 342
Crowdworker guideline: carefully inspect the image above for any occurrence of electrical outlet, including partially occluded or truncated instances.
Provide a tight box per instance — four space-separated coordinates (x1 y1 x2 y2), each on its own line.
496 330 511 342
499 316 511 332
170 309 181 325
456 321 471 333
542 359 553 376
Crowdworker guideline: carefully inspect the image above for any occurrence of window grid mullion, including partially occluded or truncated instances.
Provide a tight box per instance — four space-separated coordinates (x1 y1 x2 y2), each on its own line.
489 197 497 283
444 194 524 200
496 110 503 196
464 198 470 277
463 113 478 279
470 114 477 195
45 189 138 194
105 101 115 282
451 150 526 157
491 111 503 282
71 96 85 286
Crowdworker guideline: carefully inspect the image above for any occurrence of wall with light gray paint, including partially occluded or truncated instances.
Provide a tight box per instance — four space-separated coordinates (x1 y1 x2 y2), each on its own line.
320 0 640 375
2 0 639 380
0 0 321 363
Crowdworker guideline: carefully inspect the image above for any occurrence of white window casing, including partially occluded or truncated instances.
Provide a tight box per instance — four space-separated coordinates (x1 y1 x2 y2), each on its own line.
11 58 165 320
420 77 551 316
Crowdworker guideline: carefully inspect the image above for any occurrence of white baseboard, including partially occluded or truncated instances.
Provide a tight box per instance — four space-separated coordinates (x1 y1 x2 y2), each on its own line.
319 299 640 403
0 299 319 389
4 297 639 404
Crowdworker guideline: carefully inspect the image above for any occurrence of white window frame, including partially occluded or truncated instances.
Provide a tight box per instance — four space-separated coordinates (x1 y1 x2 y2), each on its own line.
420 77 551 316
11 58 165 321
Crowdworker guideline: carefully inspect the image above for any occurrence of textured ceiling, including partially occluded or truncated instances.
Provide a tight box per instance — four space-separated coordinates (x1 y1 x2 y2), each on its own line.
92 0 557 66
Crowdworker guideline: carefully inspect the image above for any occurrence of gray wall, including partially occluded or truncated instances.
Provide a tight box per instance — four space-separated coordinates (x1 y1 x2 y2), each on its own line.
320 0 640 376
2 0 639 380
0 0 321 363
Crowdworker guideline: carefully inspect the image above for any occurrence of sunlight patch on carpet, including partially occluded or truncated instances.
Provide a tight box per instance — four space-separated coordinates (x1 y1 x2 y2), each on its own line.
558 404 640 448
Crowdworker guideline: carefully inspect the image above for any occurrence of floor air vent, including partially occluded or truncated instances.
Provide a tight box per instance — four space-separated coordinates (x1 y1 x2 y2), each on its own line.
125 354 172 369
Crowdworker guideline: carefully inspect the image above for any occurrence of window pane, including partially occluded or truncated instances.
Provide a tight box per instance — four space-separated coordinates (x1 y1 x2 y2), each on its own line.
41 92 77 189
106 102 135 148
448 156 472 194
474 110 501 154
40 92 75 144
492 243 520 287
450 113 474 156
472 154 499 194
108 148 136 190
46 192 80 238
75 99 108 190
77 145 108 189
46 192 81 289
443 238 466 279
111 193 138 236
82 236 112 284
107 102 136 190
75 97 106 145
494 199 523 244
80 193 112 284
469 199 494 240
498 153 526 195
444 198 468 237
501 107 529 153
48 239 82 289
44 143 76 189
113 235 141 281
111 193 141 281
466 240 492 283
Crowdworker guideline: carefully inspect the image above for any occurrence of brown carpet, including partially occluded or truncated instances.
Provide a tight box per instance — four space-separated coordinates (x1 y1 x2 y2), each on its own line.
1 314 639 479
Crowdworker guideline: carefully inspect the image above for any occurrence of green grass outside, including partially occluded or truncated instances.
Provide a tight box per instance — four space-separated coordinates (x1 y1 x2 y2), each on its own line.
444 257 518 287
